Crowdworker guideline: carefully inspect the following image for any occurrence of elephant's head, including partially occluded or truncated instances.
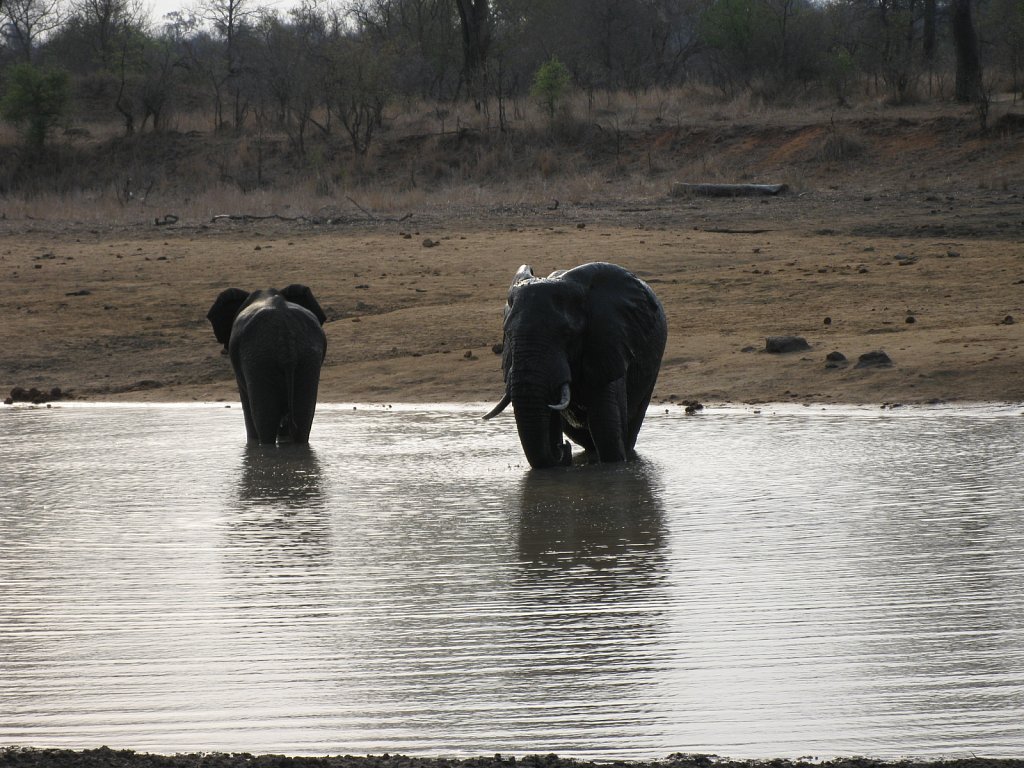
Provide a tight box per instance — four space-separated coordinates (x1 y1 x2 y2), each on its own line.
483 265 588 468
207 284 327 352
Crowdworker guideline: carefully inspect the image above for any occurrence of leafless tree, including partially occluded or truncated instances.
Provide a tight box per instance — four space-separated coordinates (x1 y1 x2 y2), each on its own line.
198 0 255 129
950 0 983 103
70 0 144 69
1 0 65 61
454 0 490 106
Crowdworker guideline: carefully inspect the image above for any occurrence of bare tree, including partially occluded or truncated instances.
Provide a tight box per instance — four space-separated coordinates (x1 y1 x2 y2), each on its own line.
71 0 144 69
65 0 148 134
951 0 983 103
198 0 255 129
327 36 394 154
1 0 65 61
253 4 331 156
454 0 490 106
349 0 460 100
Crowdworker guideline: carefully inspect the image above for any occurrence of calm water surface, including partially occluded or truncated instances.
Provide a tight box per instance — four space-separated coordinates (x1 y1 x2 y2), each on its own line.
2 403 1024 759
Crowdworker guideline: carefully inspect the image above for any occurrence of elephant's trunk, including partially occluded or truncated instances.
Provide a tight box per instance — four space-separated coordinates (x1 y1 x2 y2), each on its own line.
500 336 574 469
510 383 572 469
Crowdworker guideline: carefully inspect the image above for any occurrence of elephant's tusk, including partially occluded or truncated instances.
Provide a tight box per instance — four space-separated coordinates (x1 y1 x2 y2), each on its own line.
482 391 512 420
549 383 571 411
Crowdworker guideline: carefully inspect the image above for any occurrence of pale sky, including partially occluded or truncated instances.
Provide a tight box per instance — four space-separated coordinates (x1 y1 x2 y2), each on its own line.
143 0 331 27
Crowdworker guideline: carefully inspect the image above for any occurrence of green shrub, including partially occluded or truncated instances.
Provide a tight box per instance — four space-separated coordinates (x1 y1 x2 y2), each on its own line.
530 56 572 119
1 64 71 152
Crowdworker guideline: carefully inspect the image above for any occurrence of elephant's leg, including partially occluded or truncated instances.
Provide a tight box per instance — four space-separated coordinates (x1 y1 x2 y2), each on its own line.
625 383 657 453
285 361 321 444
625 362 661 453
586 377 630 462
244 374 286 445
234 370 259 442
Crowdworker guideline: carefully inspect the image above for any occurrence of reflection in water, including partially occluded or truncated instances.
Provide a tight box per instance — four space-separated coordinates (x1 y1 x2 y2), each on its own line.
500 461 671 752
238 444 325 509
2 404 1024 759
516 460 666 570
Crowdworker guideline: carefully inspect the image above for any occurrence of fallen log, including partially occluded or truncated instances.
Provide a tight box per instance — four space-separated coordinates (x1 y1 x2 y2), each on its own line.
672 182 788 197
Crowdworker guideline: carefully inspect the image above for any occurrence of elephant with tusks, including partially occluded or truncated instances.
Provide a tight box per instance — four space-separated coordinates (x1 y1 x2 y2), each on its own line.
485 262 667 469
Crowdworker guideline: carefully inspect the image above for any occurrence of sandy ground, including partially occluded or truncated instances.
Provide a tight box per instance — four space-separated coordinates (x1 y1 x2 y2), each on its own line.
2 183 1022 409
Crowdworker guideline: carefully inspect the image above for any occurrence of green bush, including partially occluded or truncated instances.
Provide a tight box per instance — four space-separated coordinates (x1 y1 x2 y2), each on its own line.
530 56 572 119
1 64 71 152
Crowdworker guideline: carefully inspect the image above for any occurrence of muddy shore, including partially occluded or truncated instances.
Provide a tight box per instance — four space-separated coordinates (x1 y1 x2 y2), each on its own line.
3 750 1023 768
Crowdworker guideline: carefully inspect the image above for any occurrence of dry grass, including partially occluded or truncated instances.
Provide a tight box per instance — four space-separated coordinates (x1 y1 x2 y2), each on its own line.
0 86 1019 227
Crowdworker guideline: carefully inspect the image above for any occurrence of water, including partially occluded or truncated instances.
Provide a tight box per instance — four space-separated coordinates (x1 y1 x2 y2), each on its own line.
2 402 1024 760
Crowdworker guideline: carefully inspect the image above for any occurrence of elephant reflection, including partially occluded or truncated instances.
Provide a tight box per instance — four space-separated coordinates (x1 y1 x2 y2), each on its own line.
504 459 670 710
515 459 667 575
238 444 326 510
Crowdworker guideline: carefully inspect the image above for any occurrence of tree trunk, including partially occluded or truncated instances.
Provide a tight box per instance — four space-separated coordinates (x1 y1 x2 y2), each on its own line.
454 0 490 109
952 0 984 103
923 0 936 63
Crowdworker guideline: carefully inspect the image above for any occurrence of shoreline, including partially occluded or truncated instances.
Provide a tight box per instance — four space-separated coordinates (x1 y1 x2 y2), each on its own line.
3 748 1023 768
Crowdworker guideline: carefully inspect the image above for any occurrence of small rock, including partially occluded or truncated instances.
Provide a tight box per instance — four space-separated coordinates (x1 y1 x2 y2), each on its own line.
7 385 65 404
823 317 832 325
855 350 894 368
1001 315 1015 325
765 335 811 353
422 238 438 248
905 315 916 324
826 351 847 362
491 343 504 355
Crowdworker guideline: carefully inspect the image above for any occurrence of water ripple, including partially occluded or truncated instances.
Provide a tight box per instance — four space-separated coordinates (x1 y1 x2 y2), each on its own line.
2 404 1024 758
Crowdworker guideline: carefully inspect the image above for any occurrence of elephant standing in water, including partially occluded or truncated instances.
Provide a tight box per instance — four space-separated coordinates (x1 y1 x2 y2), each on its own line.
485 262 667 469
207 285 327 445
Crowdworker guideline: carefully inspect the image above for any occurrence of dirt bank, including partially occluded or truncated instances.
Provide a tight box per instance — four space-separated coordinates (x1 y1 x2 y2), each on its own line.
2 187 1023 409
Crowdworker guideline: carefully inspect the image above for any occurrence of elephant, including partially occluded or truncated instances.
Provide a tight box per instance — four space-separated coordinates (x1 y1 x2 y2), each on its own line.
207 285 327 445
484 262 668 469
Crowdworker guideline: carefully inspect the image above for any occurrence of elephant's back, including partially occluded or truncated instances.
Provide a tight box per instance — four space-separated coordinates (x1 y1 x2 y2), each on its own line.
230 298 326 364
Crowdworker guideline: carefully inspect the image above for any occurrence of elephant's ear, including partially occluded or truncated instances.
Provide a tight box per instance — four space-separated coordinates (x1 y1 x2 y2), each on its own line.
281 284 327 325
207 288 250 349
564 262 664 386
